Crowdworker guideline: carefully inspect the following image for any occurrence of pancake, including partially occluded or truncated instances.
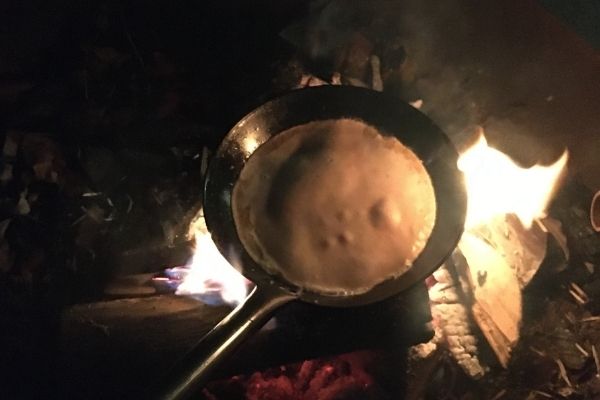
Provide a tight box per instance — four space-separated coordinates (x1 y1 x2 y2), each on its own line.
232 118 436 294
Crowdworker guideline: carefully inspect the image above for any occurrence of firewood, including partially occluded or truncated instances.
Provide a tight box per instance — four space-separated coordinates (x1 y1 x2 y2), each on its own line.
425 215 548 372
467 214 547 289
58 285 432 399
420 215 548 376
457 232 522 367
59 295 231 399
426 263 485 378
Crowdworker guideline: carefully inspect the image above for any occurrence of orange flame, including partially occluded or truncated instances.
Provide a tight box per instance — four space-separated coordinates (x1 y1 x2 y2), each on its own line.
178 129 567 305
458 131 568 229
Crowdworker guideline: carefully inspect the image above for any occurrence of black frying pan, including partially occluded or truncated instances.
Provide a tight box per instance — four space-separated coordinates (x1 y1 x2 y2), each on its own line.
158 85 467 400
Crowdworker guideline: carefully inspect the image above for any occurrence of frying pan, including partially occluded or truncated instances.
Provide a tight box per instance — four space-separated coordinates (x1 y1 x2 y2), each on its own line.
158 85 467 399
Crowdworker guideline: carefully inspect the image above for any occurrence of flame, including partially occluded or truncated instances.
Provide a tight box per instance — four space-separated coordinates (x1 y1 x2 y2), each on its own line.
173 129 567 305
458 131 568 229
175 210 250 306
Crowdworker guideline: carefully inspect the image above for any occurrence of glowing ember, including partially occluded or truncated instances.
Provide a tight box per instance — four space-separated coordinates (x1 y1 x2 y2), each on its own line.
203 351 377 400
458 130 568 229
174 210 250 306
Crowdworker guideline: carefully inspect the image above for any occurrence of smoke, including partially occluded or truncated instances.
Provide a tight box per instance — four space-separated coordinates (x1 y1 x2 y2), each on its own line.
282 0 579 171
281 0 484 145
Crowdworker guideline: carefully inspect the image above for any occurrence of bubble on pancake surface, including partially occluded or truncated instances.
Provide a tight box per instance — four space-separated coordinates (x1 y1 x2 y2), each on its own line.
369 198 402 230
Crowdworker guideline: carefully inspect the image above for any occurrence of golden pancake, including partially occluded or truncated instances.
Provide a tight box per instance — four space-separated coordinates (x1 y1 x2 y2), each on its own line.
232 118 436 294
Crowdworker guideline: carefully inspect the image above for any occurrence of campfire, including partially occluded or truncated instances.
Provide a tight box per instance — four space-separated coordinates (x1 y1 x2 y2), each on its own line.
1 1 599 399
428 127 567 375
156 119 567 392
161 210 250 306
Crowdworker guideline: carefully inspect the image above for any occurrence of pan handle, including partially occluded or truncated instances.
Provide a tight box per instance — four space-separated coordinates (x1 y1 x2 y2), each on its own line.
157 284 295 400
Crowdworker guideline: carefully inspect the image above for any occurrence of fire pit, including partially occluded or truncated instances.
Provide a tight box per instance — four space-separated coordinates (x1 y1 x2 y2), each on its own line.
1 1 599 399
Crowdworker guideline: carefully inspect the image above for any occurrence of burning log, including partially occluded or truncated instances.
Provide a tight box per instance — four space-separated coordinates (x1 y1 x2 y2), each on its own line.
420 214 555 377
469 214 547 289
58 284 432 399
58 295 229 399
418 125 567 377
456 233 521 368
426 263 486 378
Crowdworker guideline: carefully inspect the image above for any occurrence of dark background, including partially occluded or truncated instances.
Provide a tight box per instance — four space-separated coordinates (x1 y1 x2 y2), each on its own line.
541 0 600 49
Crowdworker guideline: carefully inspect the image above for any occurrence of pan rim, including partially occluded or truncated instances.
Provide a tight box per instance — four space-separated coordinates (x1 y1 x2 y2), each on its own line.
203 85 467 307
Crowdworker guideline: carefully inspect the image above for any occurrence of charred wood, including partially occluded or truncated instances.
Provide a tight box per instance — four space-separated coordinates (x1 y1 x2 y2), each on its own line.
58 284 431 399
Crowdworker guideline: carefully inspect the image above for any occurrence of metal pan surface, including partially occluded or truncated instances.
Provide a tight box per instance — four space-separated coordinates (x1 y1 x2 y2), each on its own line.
206 85 466 305
159 85 467 399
